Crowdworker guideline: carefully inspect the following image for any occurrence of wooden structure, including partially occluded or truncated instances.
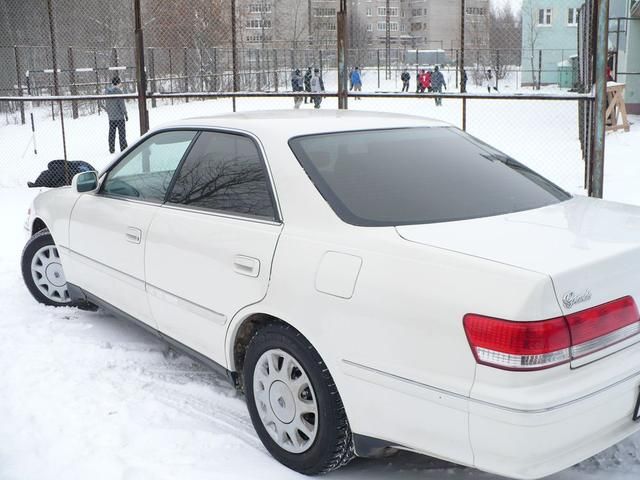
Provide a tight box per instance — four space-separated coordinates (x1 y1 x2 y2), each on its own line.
606 82 630 132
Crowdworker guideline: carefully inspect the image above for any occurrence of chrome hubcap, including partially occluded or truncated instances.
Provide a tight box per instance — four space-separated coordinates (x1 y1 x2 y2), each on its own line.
253 349 318 453
31 245 70 303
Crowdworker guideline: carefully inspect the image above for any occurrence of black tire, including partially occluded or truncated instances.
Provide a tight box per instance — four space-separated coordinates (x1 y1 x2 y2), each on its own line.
243 323 354 475
21 229 72 307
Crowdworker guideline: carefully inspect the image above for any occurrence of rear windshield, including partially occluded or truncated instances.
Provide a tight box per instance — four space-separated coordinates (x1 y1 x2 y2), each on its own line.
288 127 570 226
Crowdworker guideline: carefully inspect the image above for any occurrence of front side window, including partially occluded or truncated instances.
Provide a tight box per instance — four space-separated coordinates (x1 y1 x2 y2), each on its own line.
289 127 570 227
168 131 276 220
102 130 197 202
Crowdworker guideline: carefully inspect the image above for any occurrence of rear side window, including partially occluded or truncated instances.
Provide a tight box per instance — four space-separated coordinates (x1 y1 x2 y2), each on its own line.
102 130 197 202
168 131 276 220
288 127 570 226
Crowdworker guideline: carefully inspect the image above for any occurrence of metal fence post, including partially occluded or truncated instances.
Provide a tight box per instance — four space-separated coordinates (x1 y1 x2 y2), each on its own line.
377 49 381 88
46 0 69 183
134 0 149 134
231 0 238 112
68 47 79 118
149 47 157 108
183 47 189 103
460 0 466 93
591 0 609 198
273 49 279 92
168 48 173 104
496 49 500 91
538 49 542 90
14 45 25 124
337 0 348 109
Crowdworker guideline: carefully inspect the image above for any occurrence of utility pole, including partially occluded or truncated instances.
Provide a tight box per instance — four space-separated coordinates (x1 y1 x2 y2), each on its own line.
337 0 348 109
591 0 609 198
133 0 149 134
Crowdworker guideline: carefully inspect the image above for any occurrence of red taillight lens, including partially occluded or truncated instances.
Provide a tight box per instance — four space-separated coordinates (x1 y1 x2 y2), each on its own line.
463 315 571 370
567 296 640 358
464 296 640 371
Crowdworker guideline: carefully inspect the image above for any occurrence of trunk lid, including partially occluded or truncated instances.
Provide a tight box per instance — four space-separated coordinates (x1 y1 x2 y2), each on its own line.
396 196 640 366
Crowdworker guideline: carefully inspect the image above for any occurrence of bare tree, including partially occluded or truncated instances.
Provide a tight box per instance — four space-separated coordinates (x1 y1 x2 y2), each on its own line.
521 1 541 88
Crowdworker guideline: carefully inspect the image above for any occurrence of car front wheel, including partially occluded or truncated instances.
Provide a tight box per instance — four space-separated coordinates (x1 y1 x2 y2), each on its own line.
243 323 353 475
21 229 71 306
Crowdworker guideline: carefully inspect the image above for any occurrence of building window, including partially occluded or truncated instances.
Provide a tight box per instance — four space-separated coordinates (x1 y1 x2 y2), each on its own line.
538 8 552 26
411 8 426 17
314 7 336 17
411 22 422 31
378 6 399 17
246 34 272 43
366 23 373 32
465 7 486 15
377 21 398 32
366 7 372 16
246 19 271 29
567 8 579 26
317 21 336 31
248 2 271 14
400 23 406 32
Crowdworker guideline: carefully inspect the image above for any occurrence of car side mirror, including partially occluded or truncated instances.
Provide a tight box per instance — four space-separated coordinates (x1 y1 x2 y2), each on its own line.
72 171 99 193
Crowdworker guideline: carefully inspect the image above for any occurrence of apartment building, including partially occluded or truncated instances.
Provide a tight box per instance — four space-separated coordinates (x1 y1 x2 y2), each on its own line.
238 0 489 50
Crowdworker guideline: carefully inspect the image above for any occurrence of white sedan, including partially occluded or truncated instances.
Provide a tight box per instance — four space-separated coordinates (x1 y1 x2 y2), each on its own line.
21 111 640 479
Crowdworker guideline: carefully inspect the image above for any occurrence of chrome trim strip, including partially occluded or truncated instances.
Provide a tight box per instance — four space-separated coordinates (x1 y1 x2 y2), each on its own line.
160 203 282 226
146 283 227 325
572 323 640 358
342 359 640 415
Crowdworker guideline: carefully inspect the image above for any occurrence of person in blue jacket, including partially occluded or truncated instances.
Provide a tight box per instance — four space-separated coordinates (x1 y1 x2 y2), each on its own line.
350 66 362 100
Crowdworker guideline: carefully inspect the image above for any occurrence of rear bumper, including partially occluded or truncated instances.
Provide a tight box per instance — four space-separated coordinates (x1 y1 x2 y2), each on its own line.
469 371 640 479
340 360 640 479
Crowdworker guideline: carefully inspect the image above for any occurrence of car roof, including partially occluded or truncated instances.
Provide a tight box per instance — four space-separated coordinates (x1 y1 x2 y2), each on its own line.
162 110 450 138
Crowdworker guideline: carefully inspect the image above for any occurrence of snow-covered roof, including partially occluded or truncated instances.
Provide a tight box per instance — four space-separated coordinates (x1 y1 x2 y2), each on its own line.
161 110 449 138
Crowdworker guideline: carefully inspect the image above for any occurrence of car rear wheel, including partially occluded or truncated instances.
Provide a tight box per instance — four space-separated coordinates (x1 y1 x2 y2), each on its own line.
243 323 353 474
21 229 71 306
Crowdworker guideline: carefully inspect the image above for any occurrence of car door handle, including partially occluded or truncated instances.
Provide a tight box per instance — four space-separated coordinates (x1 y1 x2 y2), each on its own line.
233 255 260 277
125 227 142 244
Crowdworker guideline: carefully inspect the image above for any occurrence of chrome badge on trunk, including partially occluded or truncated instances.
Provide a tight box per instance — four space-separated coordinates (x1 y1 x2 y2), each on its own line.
562 290 592 309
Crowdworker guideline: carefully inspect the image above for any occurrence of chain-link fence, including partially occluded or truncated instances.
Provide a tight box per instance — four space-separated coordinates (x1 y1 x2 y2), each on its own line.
0 0 599 193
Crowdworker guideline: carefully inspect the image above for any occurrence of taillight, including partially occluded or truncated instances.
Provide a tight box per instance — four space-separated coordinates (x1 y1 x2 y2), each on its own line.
464 296 640 371
567 296 640 359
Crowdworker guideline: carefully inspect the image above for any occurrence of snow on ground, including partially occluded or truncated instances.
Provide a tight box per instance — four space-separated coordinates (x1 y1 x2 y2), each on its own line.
1 185 640 479
1 94 640 479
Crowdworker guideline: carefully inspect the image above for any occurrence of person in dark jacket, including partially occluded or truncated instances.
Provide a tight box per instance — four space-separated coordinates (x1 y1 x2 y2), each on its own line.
431 66 446 106
291 69 304 109
401 69 410 92
103 76 128 153
303 67 312 104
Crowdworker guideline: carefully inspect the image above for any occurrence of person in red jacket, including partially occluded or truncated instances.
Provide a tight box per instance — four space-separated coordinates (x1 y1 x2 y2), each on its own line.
424 69 432 92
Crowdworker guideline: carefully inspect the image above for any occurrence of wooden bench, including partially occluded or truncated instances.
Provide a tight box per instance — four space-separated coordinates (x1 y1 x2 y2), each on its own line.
606 82 630 133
